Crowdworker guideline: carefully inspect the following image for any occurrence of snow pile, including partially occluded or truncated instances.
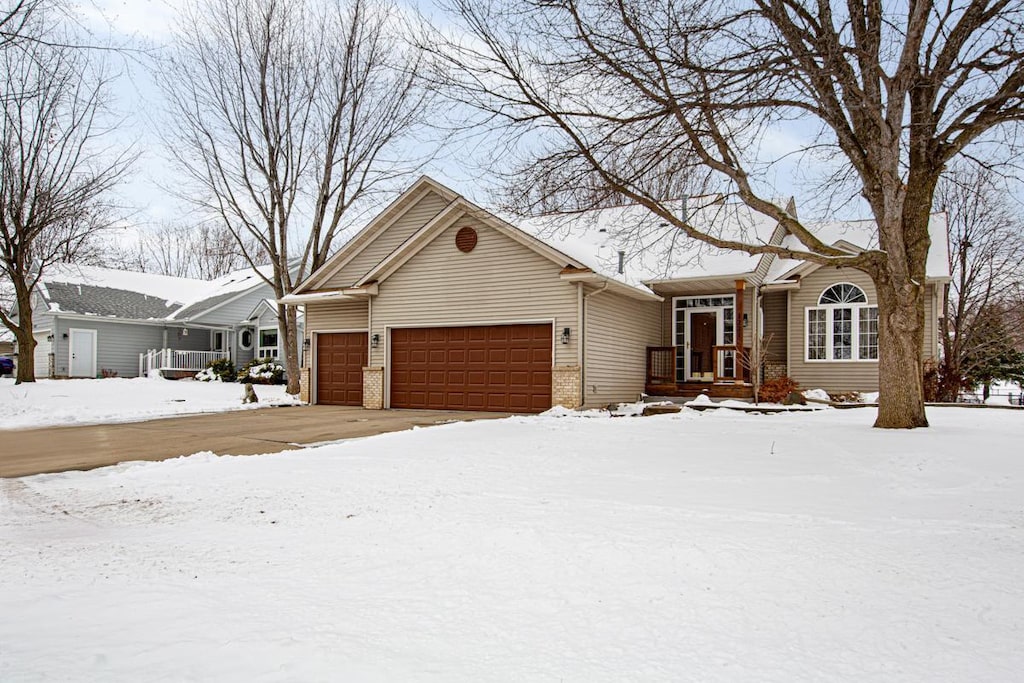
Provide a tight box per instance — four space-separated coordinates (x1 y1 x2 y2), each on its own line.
1 408 1022 680
0 377 300 429
803 388 831 402
985 394 1011 406
685 393 714 405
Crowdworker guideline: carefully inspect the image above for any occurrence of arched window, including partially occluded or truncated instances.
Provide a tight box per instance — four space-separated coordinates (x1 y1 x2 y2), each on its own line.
806 283 878 362
818 283 867 305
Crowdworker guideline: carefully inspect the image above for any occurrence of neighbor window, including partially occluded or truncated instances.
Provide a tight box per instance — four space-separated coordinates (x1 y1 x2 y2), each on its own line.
240 328 253 350
258 327 279 359
806 283 878 361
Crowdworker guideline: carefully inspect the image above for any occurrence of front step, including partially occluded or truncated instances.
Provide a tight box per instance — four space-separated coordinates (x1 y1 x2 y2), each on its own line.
645 382 754 400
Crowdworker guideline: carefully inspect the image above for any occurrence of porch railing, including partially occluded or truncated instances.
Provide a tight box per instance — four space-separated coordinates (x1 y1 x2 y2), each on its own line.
645 345 751 385
646 346 676 385
139 349 229 376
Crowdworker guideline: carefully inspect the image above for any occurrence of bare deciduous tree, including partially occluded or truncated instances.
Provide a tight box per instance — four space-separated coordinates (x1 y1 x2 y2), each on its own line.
108 222 268 280
161 0 434 394
0 0 43 50
425 0 1024 428
935 164 1024 399
0 25 130 383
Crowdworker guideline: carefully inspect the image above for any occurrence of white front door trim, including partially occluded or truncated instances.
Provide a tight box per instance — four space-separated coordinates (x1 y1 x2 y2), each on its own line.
68 328 98 378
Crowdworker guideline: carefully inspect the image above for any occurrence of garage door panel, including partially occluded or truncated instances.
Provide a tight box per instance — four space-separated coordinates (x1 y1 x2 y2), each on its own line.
316 332 367 406
390 323 552 413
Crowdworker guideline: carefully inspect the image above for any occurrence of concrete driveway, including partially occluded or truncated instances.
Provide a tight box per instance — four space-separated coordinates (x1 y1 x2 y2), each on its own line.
1 406 509 478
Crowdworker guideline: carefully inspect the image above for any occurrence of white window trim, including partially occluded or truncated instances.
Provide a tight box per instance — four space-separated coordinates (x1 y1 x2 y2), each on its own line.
804 304 878 362
239 327 254 351
258 326 280 359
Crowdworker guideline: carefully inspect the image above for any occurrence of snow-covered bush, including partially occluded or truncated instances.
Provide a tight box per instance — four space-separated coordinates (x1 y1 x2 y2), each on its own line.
196 358 236 382
238 358 286 385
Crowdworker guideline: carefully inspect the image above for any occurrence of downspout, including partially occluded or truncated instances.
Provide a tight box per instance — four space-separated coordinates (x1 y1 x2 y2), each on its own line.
581 281 610 405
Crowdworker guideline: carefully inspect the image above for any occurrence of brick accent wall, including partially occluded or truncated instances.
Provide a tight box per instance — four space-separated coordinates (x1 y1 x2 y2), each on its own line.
299 367 310 403
363 366 384 409
763 361 788 382
552 364 582 409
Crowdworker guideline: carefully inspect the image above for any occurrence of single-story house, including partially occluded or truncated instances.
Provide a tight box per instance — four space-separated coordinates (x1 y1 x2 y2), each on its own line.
284 176 950 412
10 264 301 379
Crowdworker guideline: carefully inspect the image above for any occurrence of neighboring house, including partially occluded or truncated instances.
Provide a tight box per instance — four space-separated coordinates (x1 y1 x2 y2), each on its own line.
285 176 950 413
10 264 301 379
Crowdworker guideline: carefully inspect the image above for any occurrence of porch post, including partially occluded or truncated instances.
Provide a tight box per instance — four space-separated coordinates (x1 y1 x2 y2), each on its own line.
735 280 745 380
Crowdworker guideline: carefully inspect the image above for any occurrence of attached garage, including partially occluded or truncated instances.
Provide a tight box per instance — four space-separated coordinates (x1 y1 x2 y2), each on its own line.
390 324 552 413
315 332 367 405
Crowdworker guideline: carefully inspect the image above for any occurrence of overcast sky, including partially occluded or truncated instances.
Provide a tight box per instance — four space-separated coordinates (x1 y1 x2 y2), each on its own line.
76 0 858 248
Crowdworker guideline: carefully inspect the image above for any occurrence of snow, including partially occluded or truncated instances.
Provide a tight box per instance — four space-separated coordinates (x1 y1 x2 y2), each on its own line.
803 388 831 401
766 213 950 282
0 377 299 429
43 264 211 307
516 199 779 289
3 406 1022 680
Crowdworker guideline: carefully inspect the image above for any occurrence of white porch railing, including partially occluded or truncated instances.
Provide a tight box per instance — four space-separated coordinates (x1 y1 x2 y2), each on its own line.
140 349 229 376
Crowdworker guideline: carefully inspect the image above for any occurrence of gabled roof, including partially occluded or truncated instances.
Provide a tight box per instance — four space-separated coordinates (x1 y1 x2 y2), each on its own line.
170 264 277 321
765 213 952 283
38 265 209 320
43 282 180 319
353 197 588 284
294 176 460 293
34 263 289 325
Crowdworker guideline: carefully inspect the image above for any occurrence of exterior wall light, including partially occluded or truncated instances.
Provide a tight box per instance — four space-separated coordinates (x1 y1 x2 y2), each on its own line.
560 327 571 345
371 333 381 348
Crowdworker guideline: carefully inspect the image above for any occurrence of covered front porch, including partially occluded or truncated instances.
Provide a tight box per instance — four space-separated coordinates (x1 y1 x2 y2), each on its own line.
643 278 761 400
645 345 754 399
139 348 230 377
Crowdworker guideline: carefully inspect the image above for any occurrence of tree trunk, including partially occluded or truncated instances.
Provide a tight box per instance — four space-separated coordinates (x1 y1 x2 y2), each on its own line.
12 282 36 384
873 278 929 428
280 303 301 396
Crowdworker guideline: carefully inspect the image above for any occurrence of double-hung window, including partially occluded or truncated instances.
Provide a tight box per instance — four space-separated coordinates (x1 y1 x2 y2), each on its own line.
806 283 878 361
258 327 279 359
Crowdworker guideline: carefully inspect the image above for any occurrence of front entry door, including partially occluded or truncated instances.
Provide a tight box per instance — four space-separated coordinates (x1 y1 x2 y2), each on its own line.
685 310 718 381
69 328 97 378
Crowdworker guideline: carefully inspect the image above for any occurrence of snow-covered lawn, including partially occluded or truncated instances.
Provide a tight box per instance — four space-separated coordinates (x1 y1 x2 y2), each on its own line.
0 377 299 430
2 407 1022 680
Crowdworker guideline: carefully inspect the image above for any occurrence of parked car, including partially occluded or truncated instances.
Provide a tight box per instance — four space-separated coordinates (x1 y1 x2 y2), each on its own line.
0 356 13 376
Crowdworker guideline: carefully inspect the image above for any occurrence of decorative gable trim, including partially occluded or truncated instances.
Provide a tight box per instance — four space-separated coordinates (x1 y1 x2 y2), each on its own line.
293 176 460 294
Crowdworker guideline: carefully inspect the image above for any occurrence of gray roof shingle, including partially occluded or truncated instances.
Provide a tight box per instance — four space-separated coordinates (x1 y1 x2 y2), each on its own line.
45 282 179 319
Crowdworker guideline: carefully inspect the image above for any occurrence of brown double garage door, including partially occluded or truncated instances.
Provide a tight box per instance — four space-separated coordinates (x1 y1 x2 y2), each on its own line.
391 324 552 413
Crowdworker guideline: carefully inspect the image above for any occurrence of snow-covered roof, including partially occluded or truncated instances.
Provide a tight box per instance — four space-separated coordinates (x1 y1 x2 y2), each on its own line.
170 264 275 320
33 263 282 323
765 213 951 283
44 264 210 307
516 199 781 289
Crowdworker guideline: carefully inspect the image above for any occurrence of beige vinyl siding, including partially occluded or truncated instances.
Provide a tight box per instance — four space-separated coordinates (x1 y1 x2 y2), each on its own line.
583 290 661 406
788 269 944 392
761 291 787 364
369 218 579 369
788 267 879 392
304 300 369 339
923 283 939 361
322 191 451 289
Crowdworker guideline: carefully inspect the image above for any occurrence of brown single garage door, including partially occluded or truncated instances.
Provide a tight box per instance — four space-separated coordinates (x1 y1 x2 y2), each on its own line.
391 324 552 413
316 332 367 405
